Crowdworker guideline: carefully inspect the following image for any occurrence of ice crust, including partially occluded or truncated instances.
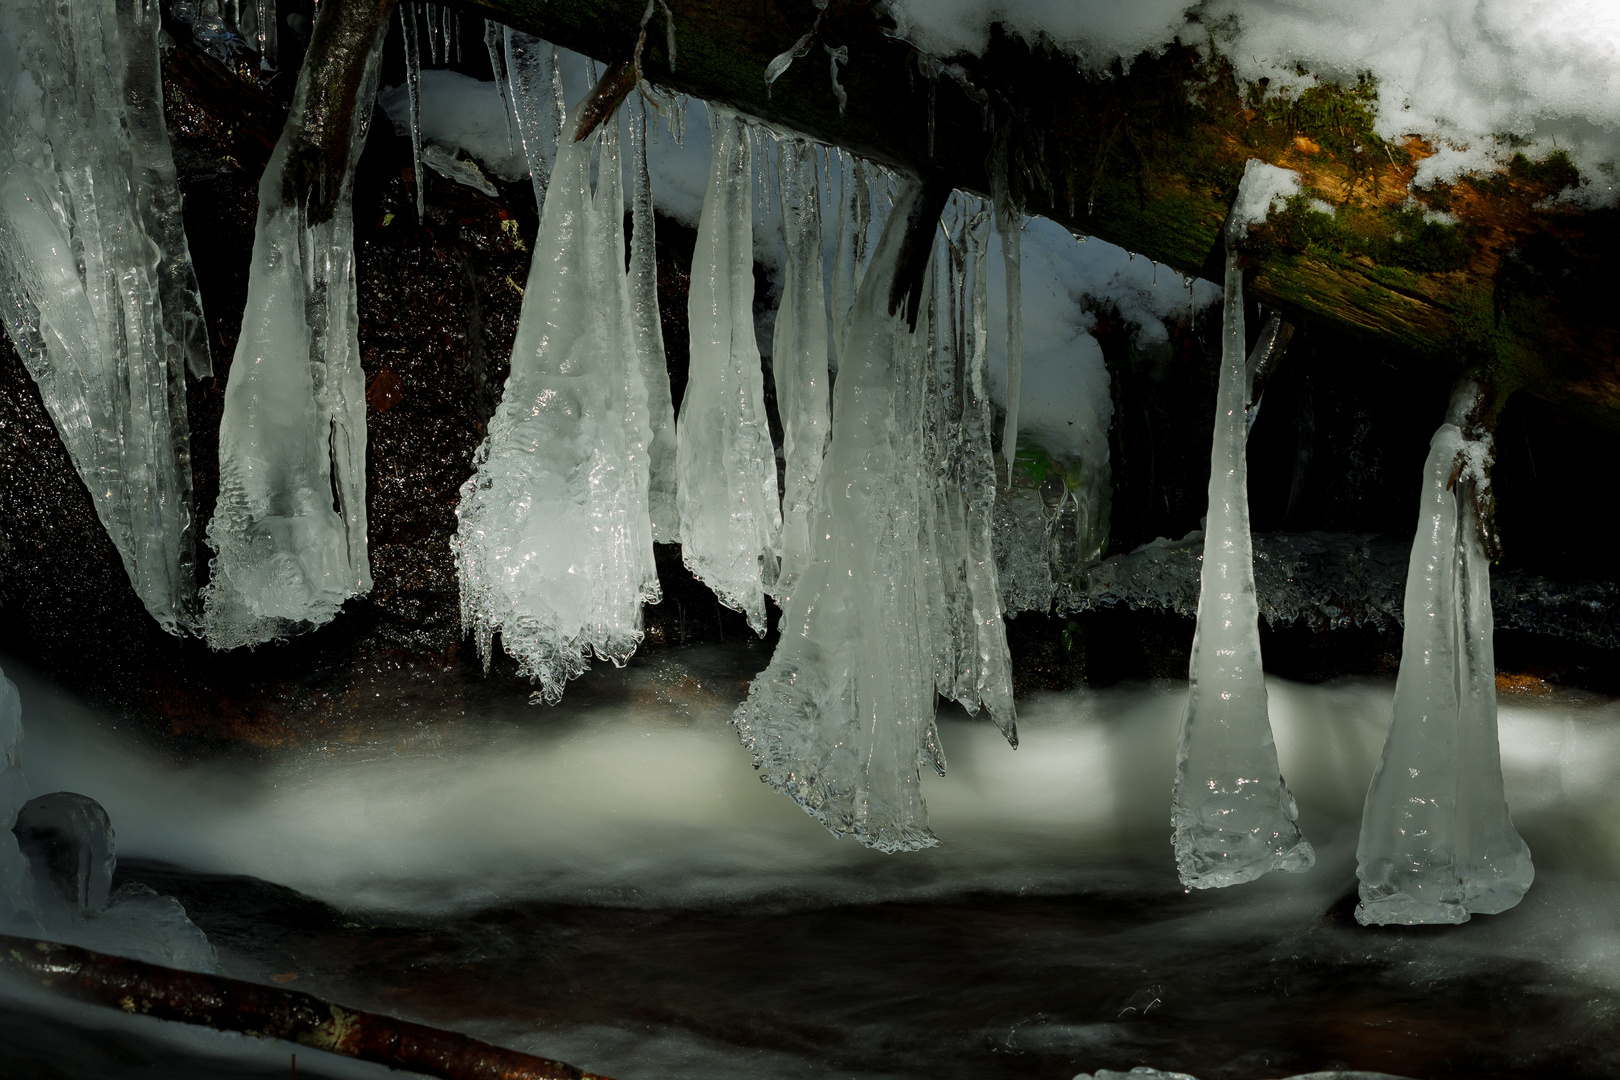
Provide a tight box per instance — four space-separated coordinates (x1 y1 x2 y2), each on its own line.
675 109 781 635
733 183 1018 852
1356 422 1533 925
769 137 832 598
200 16 386 648
452 98 660 703
1170 182 1313 889
630 94 680 544
0 0 201 635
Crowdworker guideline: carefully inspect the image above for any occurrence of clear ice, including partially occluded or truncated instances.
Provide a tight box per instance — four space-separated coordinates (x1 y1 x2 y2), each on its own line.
674 109 781 635
1355 397 1533 925
734 178 1013 852
992 174 1022 483
1170 166 1314 889
200 12 385 648
451 96 660 704
0 0 201 634
397 2 426 219
769 136 831 599
503 29 564 213
629 93 679 544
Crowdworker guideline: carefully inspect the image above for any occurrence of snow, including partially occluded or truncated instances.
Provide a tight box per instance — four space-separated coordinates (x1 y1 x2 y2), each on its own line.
0 0 200 635
674 109 782 636
201 22 385 648
452 97 660 703
884 0 1620 202
1227 159 1302 239
1170 187 1313 889
1356 419 1533 925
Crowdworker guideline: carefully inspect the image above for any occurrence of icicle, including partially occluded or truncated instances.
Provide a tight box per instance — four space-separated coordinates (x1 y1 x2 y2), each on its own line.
991 169 1021 485
825 44 849 114
769 136 831 601
1170 162 1314 889
951 198 1016 736
733 178 951 852
254 0 276 70
0 0 200 634
484 19 516 155
444 2 457 64
629 93 679 545
828 152 869 374
674 109 781 635
504 29 562 214
422 2 441 65
1355 392 1533 925
398 3 426 220
200 10 387 648
120 0 213 380
452 95 657 703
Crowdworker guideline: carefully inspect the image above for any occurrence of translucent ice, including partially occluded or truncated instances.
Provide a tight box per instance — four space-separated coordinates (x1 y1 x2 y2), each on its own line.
396 2 426 219
769 136 831 599
1355 407 1533 925
452 96 659 704
0 0 200 635
1170 168 1313 889
992 170 1022 484
629 93 679 544
503 29 564 213
675 109 781 635
733 178 948 852
201 12 385 648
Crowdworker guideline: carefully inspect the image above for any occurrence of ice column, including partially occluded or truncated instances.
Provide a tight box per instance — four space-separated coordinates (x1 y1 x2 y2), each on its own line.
120 0 213 381
629 93 679 544
733 179 948 852
452 98 659 704
0 0 200 634
201 14 386 648
504 30 564 213
770 136 831 599
827 152 870 374
992 177 1022 483
675 109 781 634
1170 170 1314 889
1356 400 1533 925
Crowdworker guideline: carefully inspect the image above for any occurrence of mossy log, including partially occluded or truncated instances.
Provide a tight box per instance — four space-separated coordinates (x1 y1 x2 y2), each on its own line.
458 0 1620 429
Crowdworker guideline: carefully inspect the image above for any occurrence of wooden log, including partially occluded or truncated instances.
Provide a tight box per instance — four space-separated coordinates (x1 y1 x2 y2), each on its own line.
0 934 615 1079
454 0 1620 429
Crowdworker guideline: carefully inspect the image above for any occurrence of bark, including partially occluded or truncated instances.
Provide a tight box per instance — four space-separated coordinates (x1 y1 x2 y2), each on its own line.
0 934 615 1080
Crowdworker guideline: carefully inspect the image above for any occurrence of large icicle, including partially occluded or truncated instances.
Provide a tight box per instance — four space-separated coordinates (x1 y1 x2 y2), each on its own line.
503 29 563 213
940 198 1016 736
120 0 213 380
452 95 659 704
1356 391 1533 925
1170 163 1314 889
628 93 679 544
992 176 1022 484
770 136 831 600
0 0 199 634
733 178 948 853
827 152 870 375
200 9 386 648
675 109 781 634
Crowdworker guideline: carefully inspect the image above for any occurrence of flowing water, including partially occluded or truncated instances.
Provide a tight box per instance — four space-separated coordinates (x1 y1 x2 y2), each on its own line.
5 644 1619 1079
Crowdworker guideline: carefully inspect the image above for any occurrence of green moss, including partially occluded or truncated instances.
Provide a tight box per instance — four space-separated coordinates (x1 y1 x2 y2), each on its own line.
1264 196 1473 274
1252 76 1407 166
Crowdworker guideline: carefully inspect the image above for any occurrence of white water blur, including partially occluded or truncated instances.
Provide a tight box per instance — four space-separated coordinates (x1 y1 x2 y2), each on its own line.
5 653 1615 982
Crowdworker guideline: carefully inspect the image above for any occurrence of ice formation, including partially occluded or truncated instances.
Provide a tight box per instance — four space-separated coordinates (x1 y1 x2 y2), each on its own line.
503 29 565 212
1169 162 1313 889
200 14 385 648
0 0 202 635
993 174 1023 483
734 180 1017 851
396 2 427 218
630 93 680 543
1356 398 1533 925
769 136 832 598
675 109 781 634
451 95 660 703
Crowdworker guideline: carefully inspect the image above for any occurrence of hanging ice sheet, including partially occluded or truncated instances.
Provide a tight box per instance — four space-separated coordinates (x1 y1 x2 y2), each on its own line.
201 10 386 648
735 178 999 853
0 0 201 635
629 93 679 544
675 109 781 635
1356 401 1533 925
770 136 831 599
1170 162 1314 889
452 96 659 704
